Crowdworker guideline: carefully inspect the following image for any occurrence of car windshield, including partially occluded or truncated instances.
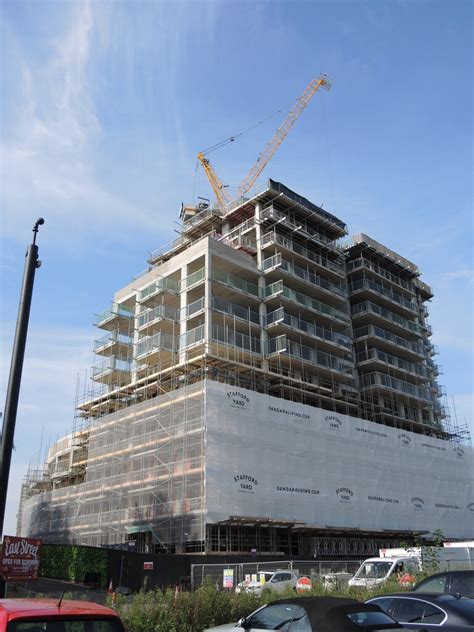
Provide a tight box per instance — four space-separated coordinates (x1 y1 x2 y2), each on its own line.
356 562 392 579
260 572 275 582
8 618 123 632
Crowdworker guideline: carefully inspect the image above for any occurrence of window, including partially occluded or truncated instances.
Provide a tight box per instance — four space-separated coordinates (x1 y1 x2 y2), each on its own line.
415 574 448 593
421 604 445 624
8 619 124 632
451 573 474 597
368 597 393 614
391 598 429 623
247 604 306 630
346 611 398 627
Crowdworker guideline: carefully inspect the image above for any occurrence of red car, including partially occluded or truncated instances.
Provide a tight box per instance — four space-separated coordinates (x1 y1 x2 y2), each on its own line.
0 599 126 632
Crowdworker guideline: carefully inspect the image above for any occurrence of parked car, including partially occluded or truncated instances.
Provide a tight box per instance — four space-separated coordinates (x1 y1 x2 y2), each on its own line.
235 570 298 595
366 592 474 629
0 598 126 632
205 596 408 631
413 571 474 598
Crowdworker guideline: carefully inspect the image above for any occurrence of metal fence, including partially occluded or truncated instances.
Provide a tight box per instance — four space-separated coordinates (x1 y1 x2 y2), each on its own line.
191 559 363 590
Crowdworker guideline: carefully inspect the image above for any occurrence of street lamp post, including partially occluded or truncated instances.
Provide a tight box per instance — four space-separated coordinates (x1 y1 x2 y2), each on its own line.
0 219 44 597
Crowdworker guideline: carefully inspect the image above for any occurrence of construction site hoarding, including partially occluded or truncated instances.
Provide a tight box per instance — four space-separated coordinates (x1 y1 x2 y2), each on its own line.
205 381 474 539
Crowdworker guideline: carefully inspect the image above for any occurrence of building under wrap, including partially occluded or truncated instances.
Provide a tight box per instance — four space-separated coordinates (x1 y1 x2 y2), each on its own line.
19 180 473 555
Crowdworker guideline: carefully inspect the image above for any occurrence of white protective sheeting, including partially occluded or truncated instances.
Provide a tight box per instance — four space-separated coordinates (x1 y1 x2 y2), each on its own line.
205 380 474 539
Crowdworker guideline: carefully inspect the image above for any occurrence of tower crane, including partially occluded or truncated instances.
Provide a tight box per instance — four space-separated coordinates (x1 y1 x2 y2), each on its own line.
197 74 331 210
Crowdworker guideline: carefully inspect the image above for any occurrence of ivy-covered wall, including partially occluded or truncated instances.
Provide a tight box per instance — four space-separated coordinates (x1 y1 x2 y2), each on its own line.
40 544 108 587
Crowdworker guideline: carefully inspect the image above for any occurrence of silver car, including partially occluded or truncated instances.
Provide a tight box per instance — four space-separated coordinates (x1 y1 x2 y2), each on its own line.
235 570 298 596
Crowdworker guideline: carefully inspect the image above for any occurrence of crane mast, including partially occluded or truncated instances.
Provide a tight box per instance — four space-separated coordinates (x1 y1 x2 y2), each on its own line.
196 74 331 210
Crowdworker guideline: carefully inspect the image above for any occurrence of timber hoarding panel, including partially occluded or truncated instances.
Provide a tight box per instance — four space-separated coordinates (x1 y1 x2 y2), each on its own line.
204 381 474 538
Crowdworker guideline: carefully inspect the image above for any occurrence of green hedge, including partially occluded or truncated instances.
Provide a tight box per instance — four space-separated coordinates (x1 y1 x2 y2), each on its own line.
40 545 107 587
117 577 414 632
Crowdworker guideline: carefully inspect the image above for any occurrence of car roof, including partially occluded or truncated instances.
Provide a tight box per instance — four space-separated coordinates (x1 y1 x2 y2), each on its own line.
417 570 474 579
369 592 472 604
269 597 397 631
0 599 118 619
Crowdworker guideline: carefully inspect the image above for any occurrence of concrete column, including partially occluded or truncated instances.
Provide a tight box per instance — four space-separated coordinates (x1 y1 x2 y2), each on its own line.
205 251 212 354
255 202 269 370
179 264 188 363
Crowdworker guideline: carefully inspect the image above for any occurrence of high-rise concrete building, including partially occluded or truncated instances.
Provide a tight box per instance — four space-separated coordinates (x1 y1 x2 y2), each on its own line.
19 180 473 557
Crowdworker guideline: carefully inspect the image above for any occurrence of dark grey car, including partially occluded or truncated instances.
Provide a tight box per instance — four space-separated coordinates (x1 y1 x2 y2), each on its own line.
413 571 474 599
367 592 474 630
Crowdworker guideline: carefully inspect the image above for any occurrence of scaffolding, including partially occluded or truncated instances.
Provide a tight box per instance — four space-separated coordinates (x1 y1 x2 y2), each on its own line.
18 179 472 554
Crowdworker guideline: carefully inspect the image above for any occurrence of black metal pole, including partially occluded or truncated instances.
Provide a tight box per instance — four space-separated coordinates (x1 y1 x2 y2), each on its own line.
0 218 44 597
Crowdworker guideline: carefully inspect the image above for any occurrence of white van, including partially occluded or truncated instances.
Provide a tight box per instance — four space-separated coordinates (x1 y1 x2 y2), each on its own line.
348 556 419 588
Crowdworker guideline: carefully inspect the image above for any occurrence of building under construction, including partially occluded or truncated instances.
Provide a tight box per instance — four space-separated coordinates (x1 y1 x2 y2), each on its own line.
19 178 474 556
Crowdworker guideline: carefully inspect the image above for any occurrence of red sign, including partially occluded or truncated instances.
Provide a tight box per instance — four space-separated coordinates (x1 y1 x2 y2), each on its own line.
296 576 313 593
143 561 154 570
1 536 42 581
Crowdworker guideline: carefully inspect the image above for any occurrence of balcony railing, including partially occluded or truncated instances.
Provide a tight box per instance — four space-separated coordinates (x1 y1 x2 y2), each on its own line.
183 297 206 319
180 324 205 349
261 231 345 276
352 301 422 335
213 269 259 297
92 356 131 378
261 206 341 251
266 307 352 350
139 277 179 301
267 335 353 375
213 296 260 325
95 303 134 327
137 305 179 329
181 267 205 290
353 324 424 355
359 372 431 402
94 331 132 352
349 277 417 312
212 324 261 354
356 349 427 378
136 332 176 358
347 257 415 294
265 281 350 324
263 254 346 298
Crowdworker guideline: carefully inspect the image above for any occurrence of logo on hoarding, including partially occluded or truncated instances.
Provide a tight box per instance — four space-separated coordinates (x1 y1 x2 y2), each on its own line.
226 391 249 410
336 487 353 503
454 446 464 460
467 503 474 513
324 415 342 431
234 473 258 493
398 433 412 447
411 497 425 510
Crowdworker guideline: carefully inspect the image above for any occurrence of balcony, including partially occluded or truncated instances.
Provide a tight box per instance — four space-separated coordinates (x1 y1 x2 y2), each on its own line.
180 324 206 350
95 303 134 332
262 254 346 300
267 335 353 376
261 230 345 277
213 269 260 298
351 301 422 336
138 277 179 303
213 296 260 326
181 267 205 291
136 332 177 361
92 356 131 385
260 205 342 252
353 324 424 358
266 307 352 351
137 305 179 330
349 277 417 314
346 257 416 294
359 371 432 403
264 281 350 324
94 331 132 357
356 349 428 379
212 324 261 355
182 297 206 320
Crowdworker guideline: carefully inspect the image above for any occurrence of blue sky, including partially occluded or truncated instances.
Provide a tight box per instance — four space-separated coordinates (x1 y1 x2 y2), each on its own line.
0 0 472 536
